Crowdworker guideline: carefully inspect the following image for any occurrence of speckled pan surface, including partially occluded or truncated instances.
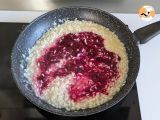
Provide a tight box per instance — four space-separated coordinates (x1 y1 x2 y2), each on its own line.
11 7 140 116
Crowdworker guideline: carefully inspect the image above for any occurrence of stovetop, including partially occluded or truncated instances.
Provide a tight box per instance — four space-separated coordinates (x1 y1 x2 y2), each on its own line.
0 23 141 120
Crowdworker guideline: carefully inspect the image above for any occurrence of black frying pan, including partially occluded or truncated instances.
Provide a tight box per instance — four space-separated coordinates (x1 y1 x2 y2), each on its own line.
11 7 160 116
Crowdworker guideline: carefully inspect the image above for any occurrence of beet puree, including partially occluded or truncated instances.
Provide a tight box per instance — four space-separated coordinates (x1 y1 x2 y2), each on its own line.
36 32 121 102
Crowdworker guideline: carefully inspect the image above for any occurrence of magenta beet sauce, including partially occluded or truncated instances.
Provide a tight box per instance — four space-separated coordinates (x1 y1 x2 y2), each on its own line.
36 32 121 102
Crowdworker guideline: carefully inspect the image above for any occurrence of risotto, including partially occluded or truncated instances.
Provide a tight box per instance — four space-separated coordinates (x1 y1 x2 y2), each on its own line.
25 20 128 110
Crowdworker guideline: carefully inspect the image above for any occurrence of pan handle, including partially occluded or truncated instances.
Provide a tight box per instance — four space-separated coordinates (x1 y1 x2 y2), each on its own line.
133 21 160 44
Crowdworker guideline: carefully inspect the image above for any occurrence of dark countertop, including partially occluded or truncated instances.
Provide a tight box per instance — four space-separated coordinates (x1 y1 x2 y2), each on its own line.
0 23 141 120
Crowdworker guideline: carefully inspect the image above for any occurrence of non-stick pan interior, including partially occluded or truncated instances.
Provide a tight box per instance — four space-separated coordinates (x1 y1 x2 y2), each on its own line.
11 7 140 116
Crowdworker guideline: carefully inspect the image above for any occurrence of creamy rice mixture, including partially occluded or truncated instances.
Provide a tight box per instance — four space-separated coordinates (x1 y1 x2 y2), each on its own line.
25 20 128 110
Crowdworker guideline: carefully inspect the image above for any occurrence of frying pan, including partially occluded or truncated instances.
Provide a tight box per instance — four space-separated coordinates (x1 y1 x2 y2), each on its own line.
11 7 160 116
